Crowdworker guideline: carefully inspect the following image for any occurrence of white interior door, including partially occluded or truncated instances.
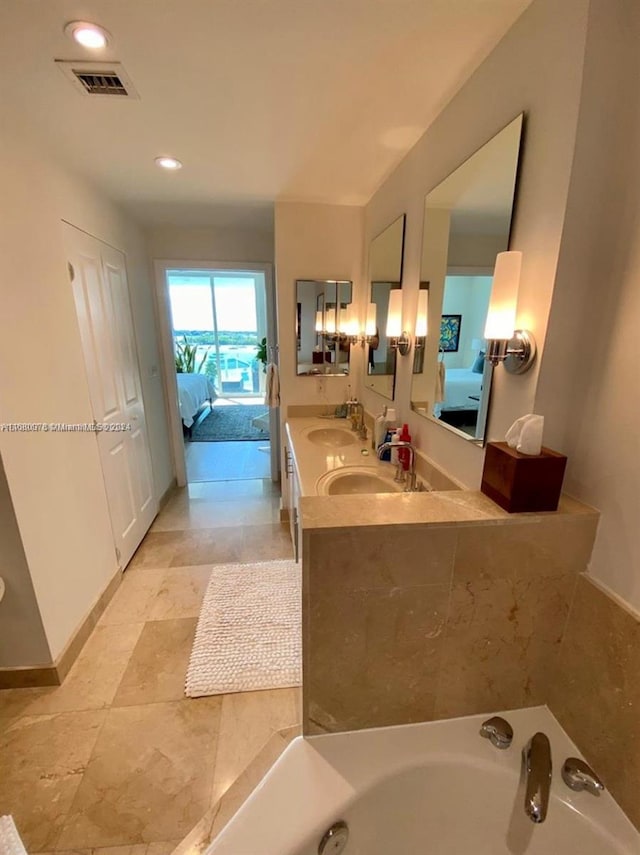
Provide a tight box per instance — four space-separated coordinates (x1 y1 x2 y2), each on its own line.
65 224 157 568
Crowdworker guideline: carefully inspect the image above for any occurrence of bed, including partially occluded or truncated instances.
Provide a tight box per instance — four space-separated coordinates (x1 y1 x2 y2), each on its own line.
176 373 216 428
433 367 483 418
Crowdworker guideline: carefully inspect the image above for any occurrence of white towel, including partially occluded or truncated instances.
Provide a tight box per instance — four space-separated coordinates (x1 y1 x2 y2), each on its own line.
264 362 280 408
434 361 446 403
0 817 28 855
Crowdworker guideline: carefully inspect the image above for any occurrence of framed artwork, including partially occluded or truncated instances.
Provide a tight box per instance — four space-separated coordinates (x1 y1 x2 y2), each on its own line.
296 302 301 350
440 314 462 352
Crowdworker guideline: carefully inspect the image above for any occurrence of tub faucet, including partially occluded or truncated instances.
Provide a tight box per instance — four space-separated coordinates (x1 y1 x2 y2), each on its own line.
376 441 418 491
523 732 552 823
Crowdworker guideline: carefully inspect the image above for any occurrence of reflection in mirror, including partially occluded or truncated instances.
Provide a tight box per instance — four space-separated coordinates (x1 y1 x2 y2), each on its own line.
365 214 406 400
296 279 353 375
411 114 523 442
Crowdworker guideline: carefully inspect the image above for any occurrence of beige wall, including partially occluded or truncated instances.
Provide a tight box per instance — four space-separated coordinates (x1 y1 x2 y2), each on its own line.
535 0 640 612
274 202 365 499
0 455 50 667
146 223 274 265
0 120 172 660
359 0 589 488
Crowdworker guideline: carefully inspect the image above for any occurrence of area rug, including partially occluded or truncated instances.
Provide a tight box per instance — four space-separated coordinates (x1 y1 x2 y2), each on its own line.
185 559 301 697
190 404 270 442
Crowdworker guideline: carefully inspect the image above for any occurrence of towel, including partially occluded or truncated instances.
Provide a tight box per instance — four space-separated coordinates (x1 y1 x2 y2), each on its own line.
434 361 446 403
264 362 280 408
0 817 28 855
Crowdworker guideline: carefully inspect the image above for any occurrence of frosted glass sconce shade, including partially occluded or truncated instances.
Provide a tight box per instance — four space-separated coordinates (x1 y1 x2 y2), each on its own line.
484 251 521 340
484 251 536 373
365 303 377 337
386 290 403 338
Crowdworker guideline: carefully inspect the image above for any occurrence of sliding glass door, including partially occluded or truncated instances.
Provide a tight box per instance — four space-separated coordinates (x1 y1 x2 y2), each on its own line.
168 269 267 398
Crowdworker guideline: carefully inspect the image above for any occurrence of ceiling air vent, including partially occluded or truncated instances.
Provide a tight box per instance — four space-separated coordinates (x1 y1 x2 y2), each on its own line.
55 60 140 99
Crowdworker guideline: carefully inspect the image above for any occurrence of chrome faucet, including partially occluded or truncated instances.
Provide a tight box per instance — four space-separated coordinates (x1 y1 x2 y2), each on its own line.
376 441 419 491
523 732 552 823
480 716 513 749
346 399 367 440
561 757 604 795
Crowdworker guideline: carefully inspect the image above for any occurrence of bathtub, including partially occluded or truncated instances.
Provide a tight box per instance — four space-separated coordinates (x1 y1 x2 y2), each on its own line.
208 706 639 855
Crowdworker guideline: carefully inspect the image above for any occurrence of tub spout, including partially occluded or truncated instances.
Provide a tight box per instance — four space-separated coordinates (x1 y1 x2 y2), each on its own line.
523 732 552 823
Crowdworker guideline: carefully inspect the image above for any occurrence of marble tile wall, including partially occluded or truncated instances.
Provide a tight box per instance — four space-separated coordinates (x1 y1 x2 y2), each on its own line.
303 512 599 734
546 575 640 830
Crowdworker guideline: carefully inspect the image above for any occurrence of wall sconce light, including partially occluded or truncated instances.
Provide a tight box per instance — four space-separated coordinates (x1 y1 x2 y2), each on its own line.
386 290 411 355
414 290 428 350
315 311 324 334
339 306 361 345
484 251 536 374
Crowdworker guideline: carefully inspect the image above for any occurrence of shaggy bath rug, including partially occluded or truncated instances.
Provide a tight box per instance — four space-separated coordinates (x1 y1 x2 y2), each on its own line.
185 559 301 697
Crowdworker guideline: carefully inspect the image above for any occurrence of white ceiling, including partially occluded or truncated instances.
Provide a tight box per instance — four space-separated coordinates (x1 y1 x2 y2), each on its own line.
0 0 532 228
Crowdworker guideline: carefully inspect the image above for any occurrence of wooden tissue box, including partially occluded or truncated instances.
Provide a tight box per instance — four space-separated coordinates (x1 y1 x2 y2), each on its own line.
481 441 567 513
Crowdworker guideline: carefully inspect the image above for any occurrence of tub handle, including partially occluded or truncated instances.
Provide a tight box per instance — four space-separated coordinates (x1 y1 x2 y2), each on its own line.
480 716 513 749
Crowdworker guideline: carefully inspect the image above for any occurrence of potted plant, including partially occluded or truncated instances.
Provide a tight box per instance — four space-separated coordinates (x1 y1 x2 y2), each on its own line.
175 336 209 373
255 337 268 373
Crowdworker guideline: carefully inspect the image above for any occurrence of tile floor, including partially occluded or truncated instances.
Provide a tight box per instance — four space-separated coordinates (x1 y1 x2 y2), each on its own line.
185 440 271 482
0 478 299 855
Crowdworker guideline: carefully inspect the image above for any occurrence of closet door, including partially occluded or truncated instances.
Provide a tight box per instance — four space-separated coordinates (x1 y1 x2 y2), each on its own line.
65 224 157 568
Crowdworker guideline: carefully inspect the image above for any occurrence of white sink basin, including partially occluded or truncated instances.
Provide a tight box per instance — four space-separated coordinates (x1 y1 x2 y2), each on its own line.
305 428 359 448
316 466 403 496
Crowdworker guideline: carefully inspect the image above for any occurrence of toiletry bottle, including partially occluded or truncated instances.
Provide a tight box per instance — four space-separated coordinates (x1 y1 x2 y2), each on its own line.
374 406 387 449
398 423 411 471
380 408 397 461
390 429 401 465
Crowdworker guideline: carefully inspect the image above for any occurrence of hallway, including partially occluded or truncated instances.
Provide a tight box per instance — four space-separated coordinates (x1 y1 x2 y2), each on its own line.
0 480 298 853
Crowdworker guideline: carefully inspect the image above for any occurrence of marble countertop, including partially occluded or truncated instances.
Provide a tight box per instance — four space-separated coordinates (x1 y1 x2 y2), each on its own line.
285 416 597 532
285 416 395 497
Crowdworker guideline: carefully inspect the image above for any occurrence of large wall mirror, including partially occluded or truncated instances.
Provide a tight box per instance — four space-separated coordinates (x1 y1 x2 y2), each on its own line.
365 214 406 400
411 114 523 442
296 279 353 375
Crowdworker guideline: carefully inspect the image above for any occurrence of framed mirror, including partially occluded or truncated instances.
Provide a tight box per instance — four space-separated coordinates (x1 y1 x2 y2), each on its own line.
295 279 353 375
411 114 524 442
365 214 406 400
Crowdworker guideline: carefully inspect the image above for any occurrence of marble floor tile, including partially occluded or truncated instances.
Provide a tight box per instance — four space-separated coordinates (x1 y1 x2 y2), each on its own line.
239 523 293 562
168 528 243 567
187 479 279 501
112 619 197 707
185 440 271 482
148 566 211 621
36 837 181 855
57 699 221 849
98 570 163 625
151 496 279 532
126 532 192 572
211 687 302 804
6 623 144 716
0 710 107 851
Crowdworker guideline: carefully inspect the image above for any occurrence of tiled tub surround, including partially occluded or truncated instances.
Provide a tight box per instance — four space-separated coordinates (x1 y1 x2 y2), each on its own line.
301 492 598 736
302 498 640 832
548 576 640 830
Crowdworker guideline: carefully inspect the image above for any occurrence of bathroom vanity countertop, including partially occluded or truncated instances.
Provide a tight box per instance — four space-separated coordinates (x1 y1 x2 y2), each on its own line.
299 490 597 531
285 416 597 531
285 416 461 497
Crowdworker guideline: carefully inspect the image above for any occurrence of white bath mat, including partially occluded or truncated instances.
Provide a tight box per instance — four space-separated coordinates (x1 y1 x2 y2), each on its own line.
185 559 301 697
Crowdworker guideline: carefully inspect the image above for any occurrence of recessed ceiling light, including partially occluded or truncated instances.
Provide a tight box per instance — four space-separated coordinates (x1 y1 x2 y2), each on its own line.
155 156 183 170
65 21 111 49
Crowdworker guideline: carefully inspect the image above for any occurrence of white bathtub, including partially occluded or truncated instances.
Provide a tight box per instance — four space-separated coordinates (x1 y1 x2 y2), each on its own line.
208 707 639 855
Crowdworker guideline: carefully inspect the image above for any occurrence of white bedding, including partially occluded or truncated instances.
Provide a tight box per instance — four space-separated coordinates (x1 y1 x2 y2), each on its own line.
176 373 216 427
434 368 482 417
